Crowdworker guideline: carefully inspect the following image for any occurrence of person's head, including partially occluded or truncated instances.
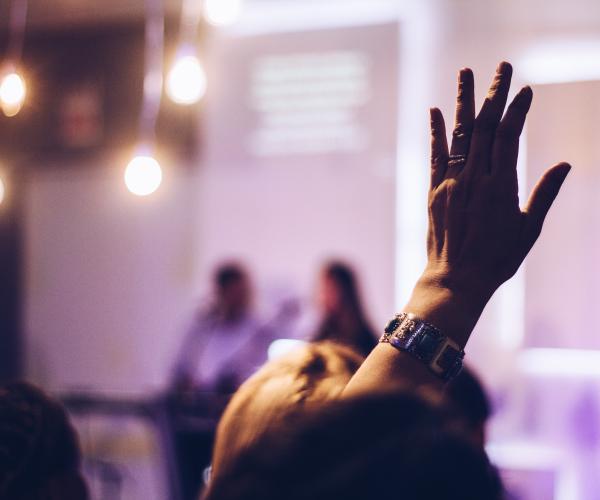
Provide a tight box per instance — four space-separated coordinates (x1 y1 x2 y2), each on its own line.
0 382 88 500
319 261 363 316
205 389 502 500
214 263 251 318
315 261 375 356
444 366 492 449
209 342 363 482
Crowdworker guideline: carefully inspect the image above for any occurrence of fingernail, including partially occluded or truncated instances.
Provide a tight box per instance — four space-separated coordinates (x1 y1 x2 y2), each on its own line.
555 163 572 182
496 61 512 73
429 108 440 124
560 162 572 174
458 68 472 80
516 85 533 100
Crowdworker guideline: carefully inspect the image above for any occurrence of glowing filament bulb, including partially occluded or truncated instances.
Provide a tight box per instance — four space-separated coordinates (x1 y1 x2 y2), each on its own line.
0 72 26 117
204 0 243 26
124 155 163 196
0 177 5 205
167 53 207 105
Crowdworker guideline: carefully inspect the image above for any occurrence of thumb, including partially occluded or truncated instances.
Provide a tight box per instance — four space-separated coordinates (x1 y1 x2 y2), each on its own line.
522 162 571 251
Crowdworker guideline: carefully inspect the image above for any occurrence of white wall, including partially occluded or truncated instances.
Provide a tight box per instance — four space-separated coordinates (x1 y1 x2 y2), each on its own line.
24 16 401 394
24 164 200 393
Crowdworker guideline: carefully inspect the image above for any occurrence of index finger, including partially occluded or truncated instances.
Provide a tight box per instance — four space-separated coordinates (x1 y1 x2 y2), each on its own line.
430 107 449 189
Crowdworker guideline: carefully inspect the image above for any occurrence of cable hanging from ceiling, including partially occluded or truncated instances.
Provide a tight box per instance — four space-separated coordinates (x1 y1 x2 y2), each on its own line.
167 0 207 105
124 0 165 197
166 0 245 106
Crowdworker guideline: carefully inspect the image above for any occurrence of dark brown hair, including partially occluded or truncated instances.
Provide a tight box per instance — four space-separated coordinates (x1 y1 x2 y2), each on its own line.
208 342 363 484
205 390 503 500
313 261 377 357
0 382 88 500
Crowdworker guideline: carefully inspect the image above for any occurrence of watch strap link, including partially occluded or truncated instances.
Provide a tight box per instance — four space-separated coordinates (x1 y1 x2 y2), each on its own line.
380 312 464 381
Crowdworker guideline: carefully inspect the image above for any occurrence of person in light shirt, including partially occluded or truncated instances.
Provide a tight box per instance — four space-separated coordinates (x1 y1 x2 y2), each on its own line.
171 262 294 394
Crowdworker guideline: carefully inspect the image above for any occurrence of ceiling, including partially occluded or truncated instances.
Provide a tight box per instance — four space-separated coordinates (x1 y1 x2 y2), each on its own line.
0 0 186 31
2 0 598 40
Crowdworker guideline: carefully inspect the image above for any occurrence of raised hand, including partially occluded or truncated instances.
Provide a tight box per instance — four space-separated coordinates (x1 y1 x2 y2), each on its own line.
344 63 571 394
425 62 570 314
404 62 571 348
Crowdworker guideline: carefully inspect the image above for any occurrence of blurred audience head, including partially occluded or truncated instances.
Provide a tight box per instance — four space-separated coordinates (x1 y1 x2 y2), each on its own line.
214 262 251 319
315 260 376 357
444 366 492 449
0 382 88 500
319 260 362 315
209 341 363 483
204 389 502 500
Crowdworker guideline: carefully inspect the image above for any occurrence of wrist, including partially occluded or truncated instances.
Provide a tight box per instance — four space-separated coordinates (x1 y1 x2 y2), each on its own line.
403 271 492 348
418 268 496 307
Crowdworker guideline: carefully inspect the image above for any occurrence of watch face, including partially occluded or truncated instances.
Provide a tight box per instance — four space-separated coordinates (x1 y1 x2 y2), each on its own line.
384 316 401 334
414 330 443 361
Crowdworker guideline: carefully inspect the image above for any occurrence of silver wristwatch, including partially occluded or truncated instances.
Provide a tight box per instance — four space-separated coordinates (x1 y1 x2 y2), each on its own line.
380 312 464 381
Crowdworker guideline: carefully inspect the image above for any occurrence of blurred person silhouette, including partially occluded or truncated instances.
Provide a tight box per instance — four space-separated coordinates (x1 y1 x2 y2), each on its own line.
312 261 377 357
171 262 295 395
0 382 88 500
208 341 363 485
169 262 298 500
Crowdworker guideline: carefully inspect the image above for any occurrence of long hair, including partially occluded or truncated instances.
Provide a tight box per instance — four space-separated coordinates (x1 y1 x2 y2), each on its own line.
313 261 376 356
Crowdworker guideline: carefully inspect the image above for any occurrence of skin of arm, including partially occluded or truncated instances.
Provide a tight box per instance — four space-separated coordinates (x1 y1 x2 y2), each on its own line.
344 62 571 394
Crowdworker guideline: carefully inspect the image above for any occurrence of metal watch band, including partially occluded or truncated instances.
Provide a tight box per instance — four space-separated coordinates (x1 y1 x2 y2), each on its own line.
379 312 464 381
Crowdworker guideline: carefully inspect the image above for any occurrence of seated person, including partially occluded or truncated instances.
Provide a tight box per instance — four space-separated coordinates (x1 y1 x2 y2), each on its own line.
312 261 377 358
171 262 295 394
204 61 571 500
0 381 88 500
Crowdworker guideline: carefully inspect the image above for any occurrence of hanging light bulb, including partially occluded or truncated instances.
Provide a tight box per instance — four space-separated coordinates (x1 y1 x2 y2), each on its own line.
125 0 164 197
167 46 207 105
0 176 5 205
124 149 163 196
204 0 243 27
2 0 29 117
0 70 26 117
